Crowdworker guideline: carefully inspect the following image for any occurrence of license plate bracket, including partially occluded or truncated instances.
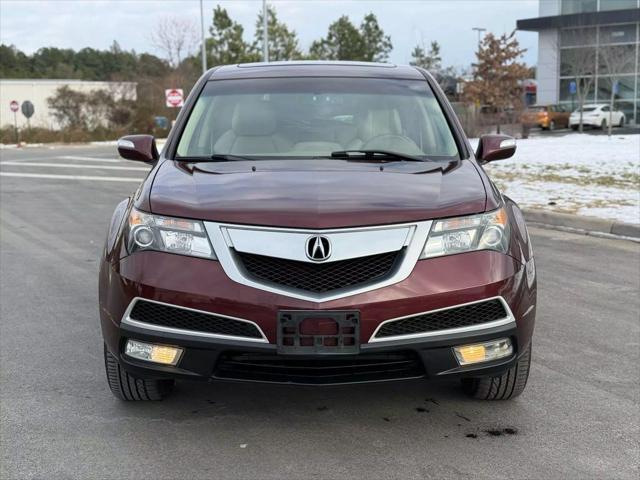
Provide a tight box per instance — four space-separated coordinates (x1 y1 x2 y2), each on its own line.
277 310 360 354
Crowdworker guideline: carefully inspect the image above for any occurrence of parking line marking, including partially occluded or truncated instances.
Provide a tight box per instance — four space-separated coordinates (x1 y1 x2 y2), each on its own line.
0 172 143 182
1 161 149 171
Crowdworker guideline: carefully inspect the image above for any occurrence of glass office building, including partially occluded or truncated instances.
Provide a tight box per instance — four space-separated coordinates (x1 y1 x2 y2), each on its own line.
518 0 640 123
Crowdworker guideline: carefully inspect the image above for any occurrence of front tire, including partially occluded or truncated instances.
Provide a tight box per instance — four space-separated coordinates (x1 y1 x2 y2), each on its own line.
571 125 578 131
461 344 531 400
104 344 174 401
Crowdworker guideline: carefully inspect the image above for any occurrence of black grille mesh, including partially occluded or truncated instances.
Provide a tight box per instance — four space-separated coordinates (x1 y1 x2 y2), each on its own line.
236 250 400 293
375 299 508 338
129 300 263 339
214 351 425 384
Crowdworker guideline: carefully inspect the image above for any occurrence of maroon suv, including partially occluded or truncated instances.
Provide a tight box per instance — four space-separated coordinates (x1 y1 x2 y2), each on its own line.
99 62 536 401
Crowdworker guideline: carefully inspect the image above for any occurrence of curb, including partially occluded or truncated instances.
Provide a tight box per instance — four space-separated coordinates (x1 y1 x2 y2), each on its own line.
523 209 640 240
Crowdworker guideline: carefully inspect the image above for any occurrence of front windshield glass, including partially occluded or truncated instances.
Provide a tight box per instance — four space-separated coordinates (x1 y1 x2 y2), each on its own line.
176 77 459 160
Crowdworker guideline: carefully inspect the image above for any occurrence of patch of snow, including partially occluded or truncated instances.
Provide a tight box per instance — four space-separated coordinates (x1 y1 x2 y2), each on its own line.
473 134 640 224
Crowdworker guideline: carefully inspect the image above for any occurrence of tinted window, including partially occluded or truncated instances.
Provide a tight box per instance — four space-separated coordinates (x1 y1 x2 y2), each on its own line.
599 0 638 11
600 24 637 44
597 76 636 101
561 0 597 14
561 28 597 47
598 44 636 74
560 79 595 102
560 48 596 76
176 77 459 160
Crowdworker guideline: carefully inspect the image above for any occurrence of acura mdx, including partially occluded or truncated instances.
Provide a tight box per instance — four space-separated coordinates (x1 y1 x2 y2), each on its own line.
99 61 536 401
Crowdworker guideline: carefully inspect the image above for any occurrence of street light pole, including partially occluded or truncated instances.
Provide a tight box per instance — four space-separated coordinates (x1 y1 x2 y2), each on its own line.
472 27 486 47
262 0 269 62
200 0 207 73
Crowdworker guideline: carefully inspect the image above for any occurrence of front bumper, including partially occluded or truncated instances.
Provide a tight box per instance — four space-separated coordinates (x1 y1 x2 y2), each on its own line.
100 250 536 385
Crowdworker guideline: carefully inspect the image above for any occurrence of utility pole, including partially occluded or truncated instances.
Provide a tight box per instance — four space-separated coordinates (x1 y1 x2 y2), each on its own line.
200 0 207 73
262 0 269 62
472 27 486 48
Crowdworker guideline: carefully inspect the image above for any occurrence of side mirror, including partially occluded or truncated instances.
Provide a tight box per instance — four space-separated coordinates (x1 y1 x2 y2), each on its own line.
117 135 159 163
476 134 516 164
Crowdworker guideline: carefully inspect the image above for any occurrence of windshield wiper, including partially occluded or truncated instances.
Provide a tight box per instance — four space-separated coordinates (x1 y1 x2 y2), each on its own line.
175 154 251 162
330 150 424 162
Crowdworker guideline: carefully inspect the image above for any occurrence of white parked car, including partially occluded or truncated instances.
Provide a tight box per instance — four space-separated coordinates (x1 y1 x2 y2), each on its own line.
569 104 625 130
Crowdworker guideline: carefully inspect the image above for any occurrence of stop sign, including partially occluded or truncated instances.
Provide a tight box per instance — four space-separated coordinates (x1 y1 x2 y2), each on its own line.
165 89 184 108
10 100 19 112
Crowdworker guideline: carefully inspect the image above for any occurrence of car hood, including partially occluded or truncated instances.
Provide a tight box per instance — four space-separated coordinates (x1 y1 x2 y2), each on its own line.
148 159 488 228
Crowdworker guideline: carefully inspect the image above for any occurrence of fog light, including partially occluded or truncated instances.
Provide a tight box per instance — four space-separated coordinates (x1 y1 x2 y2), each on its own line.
454 338 513 366
125 340 183 366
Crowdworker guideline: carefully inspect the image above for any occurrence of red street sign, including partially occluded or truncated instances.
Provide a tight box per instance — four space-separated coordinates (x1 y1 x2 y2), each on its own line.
165 89 184 108
10 100 19 112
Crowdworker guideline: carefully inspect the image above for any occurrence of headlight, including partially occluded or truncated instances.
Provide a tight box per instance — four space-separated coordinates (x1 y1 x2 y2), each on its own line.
126 207 216 259
420 208 510 259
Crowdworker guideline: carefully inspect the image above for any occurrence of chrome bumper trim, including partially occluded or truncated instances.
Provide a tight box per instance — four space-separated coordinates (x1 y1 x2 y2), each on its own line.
120 297 269 344
367 296 516 344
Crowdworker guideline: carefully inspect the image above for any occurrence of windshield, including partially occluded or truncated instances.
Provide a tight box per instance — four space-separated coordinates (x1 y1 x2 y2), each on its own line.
578 107 597 112
176 77 459 160
527 106 547 112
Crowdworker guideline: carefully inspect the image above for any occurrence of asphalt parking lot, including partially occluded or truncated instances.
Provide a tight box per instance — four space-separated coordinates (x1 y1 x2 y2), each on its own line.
1 145 639 479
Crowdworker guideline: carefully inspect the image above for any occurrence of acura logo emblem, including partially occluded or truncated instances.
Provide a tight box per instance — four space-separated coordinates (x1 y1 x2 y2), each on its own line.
306 235 331 261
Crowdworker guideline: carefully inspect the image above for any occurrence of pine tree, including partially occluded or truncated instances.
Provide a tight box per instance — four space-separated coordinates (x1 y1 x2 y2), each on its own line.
254 6 302 61
206 6 258 66
308 13 391 62
410 41 442 71
360 13 392 62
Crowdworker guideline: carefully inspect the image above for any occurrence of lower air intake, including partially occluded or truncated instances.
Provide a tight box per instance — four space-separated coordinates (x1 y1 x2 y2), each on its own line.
375 299 508 338
129 300 263 339
214 351 425 384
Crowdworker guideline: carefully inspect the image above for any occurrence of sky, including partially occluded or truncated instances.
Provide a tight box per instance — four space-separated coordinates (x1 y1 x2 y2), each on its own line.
0 0 540 69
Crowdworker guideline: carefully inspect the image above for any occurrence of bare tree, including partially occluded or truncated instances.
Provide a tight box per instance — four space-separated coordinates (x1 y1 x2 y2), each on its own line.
599 44 635 136
150 17 198 68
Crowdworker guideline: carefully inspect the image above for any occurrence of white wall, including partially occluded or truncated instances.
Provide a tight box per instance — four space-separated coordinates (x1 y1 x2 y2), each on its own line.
536 29 560 104
0 80 136 130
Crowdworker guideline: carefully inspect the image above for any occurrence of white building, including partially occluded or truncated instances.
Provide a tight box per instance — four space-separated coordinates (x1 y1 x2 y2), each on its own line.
0 79 137 129
518 0 640 123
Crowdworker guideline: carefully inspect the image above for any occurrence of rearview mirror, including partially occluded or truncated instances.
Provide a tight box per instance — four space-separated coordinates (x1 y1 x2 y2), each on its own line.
117 135 159 163
476 134 516 164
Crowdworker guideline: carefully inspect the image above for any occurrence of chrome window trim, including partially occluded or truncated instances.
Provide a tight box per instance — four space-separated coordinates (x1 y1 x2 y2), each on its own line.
204 220 433 302
121 297 269 344
367 296 515 344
